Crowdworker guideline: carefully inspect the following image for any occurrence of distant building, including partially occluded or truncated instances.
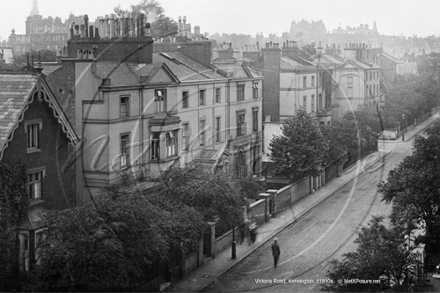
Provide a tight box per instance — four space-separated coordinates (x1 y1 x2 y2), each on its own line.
310 43 382 119
0 47 13 64
380 51 418 83
289 19 327 46
7 0 85 54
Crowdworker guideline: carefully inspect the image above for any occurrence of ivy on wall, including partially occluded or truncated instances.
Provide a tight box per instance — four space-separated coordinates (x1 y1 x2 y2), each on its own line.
0 160 29 291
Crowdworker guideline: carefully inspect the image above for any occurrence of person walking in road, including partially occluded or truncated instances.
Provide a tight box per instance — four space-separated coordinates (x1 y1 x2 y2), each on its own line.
271 238 280 268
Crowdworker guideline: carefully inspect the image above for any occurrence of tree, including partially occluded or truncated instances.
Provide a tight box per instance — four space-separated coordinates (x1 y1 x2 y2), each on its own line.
12 50 57 66
342 106 384 140
115 0 178 38
0 160 28 291
378 122 440 239
300 43 316 58
159 163 248 229
319 121 349 164
384 74 440 126
323 216 418 292
31 171 205 292
269 108 329 178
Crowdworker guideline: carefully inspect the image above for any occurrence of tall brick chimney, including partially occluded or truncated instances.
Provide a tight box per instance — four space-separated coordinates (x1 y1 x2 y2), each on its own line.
262 43 281 122
67 13 154 63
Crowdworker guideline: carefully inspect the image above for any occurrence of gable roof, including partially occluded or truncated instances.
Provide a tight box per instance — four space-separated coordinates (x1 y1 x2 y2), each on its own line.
381 51 401 63
337 59 380 70
0 72 79 160
129 62 180 84
214 62 262 79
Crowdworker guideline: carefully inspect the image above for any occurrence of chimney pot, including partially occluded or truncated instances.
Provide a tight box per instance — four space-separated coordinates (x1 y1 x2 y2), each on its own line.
84 15 89 37
69 22 75 38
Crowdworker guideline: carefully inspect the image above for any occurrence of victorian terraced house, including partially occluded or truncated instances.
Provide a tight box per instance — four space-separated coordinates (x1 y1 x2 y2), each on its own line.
45 13 263 199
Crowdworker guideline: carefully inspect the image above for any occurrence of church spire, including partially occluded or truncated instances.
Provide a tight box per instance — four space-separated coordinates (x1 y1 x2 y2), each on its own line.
372 20 378 35
30 0 40 16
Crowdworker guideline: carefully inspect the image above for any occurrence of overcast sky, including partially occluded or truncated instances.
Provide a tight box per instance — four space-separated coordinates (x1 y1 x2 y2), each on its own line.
1 0 438 42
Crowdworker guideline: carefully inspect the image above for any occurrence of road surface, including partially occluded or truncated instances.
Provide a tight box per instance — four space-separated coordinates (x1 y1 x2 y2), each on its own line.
203 140 411 292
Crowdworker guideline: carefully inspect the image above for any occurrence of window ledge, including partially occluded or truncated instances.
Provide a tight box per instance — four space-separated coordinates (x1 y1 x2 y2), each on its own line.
27 148 41 154
150 156 181 164
29 199 44 208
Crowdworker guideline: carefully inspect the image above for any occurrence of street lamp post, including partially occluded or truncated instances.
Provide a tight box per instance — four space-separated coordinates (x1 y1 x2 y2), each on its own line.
401 113 406 141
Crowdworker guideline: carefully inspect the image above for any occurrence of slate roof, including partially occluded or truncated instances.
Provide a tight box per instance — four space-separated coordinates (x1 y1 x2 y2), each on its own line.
42 65 62 76
0 74 37 153
281 56 316 70
381 51 401 63
94 62 139 86
153 52 226 81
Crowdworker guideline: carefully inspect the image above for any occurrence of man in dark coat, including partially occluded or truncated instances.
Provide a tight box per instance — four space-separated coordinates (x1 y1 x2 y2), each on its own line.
271 238 280 268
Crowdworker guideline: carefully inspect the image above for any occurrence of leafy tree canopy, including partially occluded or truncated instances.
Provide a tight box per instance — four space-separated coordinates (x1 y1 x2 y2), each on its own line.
32 170 205 292
12 50 57 66
31 165 249 291
300 43 316 58
159 163 248 228
384 74 439 126
0 160 28 291
378 122 440 238
269 108 329 178
323 216 418 292
319 121 349 164
115 0 178 38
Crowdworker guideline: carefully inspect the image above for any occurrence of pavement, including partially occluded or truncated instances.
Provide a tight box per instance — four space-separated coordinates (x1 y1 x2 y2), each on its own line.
167 112 440 293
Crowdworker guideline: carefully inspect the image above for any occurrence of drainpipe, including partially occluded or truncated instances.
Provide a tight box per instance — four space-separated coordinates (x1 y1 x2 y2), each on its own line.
212 83 215 150
139 88 144 178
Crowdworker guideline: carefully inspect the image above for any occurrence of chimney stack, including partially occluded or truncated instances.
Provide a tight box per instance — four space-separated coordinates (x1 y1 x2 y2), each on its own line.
124 12 129 36
128 12 134 36
104 15 109 38
134 13 139 36
194 25 200 36
84 15 89 37
145 22 151 37
69 22 75 39
139 13 145 36
109 14 115 38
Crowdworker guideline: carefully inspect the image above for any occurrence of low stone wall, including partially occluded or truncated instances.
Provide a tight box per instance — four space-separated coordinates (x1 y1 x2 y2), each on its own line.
291 176 310 205
213 228 244 255
249 199 266 227
274 185 291 213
